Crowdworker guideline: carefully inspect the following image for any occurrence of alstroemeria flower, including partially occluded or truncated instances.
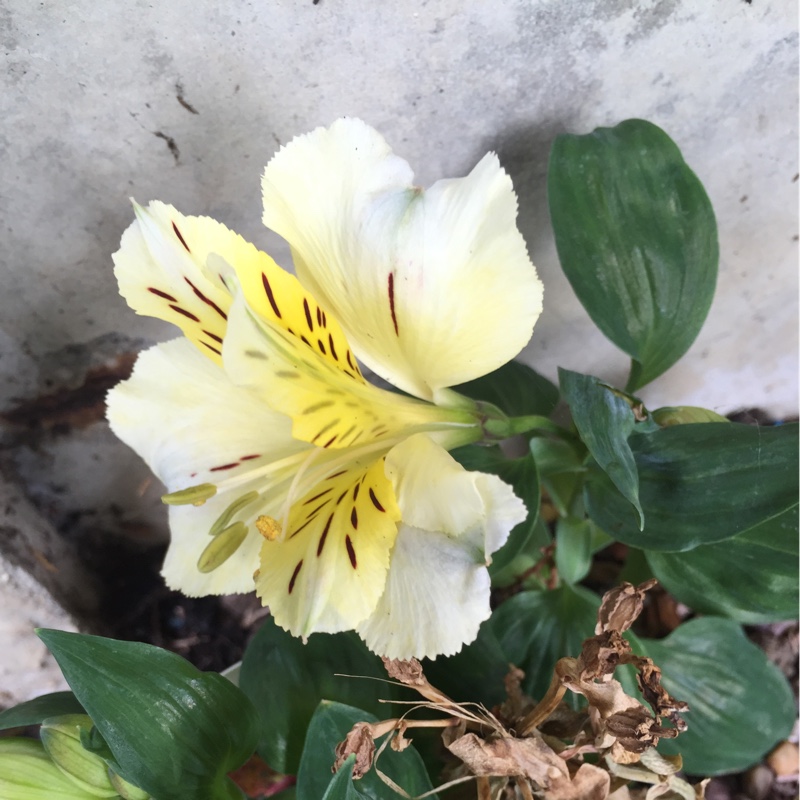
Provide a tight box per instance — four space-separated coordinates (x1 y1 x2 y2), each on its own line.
107 118 543 659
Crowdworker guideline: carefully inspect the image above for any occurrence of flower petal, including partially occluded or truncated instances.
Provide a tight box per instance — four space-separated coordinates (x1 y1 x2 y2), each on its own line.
356 524 491 659
115 200 362 380
262 118 543 401
255 457 401 636
356 433 527 659
222 290 478 450
106 338 308 595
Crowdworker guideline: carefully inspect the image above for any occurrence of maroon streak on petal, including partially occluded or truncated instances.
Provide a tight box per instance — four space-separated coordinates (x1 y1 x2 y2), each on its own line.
328 333 338 361
261 273 282 318
350 507 358 529
303 298 314 330
185 277 228 320
369 488 385 512
203 330 223 344
288 560 303 593
148 287 178 302
210 462 239 472
172 221 191 252
170 304 201 322
201 342 222 356
317 514 334 556
345 535 357 568
388 272 399 335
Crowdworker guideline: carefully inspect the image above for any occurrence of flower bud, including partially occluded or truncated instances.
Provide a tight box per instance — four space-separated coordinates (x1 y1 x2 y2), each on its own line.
652 405 729 427
109 770 150 800
40 714 119 797
0 737 99 799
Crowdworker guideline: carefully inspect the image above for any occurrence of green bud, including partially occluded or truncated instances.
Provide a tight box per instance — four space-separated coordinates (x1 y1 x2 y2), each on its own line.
109 770 150 800
0 737 99 799
40 715 118 797
652 405 729 427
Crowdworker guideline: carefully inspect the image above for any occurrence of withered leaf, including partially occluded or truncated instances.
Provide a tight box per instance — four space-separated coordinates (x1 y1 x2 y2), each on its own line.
596 579 658 635
333 722 375 779
446 732 569 784
579 630 633 680
382 657 425 686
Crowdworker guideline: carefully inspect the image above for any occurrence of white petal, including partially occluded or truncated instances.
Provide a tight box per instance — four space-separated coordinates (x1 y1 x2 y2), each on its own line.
385 434 527 559
106 338 307 595
356 433 527 659
262 118 543 400
356 524 491 659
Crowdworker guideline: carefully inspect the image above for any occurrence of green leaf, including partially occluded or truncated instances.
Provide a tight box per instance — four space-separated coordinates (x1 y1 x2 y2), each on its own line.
37 629 258 800
490 585 599 708
454 359 559 418
423 620 509 708
238 617 392 775
451 444 540 576
647 506 799 623
635 619 795 775
584 422 799 551
320 756 367 800
555 517 612 585
0 691 84 731
559 368 642 525
296 701 436 800
548 119 718 390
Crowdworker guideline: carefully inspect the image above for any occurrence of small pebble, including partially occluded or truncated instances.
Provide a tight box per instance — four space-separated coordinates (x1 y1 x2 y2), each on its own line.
743 764 774 800
767 741 799 777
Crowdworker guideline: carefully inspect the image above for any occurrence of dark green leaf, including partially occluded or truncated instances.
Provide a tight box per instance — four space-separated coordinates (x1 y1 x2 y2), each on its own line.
454 359 559 418
584 422 799 551
451 444 540 576
0 692 84 731
37 629 258 800
238 617 392 775
635 619 795 775
296 702 436 800
559 369 642 525
647 506 799 623
490 585 599 708
423 621 509 707
548 119 718 390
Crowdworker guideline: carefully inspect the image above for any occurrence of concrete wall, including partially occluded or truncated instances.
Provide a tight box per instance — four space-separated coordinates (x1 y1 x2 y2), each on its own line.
0 0 797 697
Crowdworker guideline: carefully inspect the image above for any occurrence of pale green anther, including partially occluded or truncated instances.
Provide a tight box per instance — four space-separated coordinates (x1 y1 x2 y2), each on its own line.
209 491 260 536
0 737 99 800
109 770 150 800
39 715 118 797
197 521 248 573
161 482 217 506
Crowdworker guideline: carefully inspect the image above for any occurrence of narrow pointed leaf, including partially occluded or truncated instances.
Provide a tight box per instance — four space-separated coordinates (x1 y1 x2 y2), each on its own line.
548 119 718 390
584 422 798 551
37 629 258 800
647 506 799 623
559 368 642 525
0 692 84 731
296 702 436 800
238 617 392 775
633 619 795 775
455 359 559 418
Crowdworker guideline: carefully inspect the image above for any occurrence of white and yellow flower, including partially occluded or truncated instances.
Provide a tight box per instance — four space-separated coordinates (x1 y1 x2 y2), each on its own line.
106 118 543 659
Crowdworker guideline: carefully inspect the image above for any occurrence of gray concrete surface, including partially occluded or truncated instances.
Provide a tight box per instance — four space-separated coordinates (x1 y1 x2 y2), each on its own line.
0 0 797 702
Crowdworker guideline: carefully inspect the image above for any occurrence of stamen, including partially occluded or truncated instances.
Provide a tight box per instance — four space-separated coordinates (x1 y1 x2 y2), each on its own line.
197 521 247 573
162 483 217 506
256 515 282 540
209 491 260 536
